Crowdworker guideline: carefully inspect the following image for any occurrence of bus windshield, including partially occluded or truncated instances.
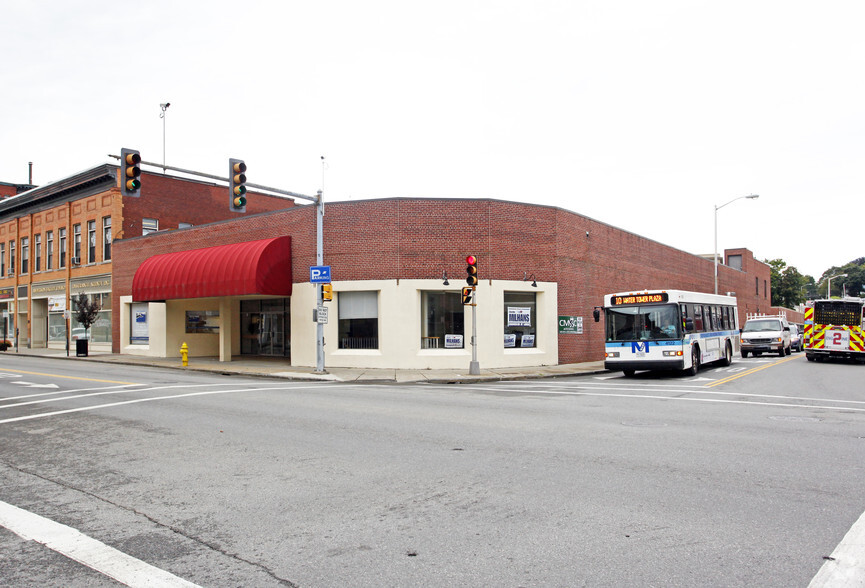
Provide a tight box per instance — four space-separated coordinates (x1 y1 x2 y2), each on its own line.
606 304 681 342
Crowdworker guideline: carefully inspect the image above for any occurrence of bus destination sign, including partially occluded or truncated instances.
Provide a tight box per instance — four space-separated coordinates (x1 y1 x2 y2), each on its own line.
611 293 669 305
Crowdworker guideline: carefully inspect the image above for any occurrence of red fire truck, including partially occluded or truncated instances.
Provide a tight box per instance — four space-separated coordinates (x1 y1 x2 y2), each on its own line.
803 297 865 362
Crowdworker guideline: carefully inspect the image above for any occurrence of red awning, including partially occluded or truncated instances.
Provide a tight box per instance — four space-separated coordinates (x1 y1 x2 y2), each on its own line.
132 236 292 301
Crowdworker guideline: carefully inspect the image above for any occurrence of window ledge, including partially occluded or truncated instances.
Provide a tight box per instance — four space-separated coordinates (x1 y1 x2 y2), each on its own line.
418 349 469 355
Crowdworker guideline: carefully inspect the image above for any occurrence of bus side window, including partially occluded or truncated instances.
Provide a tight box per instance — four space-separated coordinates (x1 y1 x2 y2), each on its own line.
694 305 704 332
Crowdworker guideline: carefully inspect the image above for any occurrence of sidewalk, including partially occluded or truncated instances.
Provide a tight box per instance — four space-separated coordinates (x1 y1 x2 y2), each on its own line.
4 346 608 384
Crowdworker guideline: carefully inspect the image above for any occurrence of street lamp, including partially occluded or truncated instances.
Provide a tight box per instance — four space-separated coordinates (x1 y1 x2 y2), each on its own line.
826 273 847 298
159 102 170 172
714 194 759 294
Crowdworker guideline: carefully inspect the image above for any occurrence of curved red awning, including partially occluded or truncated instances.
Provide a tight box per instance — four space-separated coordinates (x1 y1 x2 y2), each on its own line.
132 236 292 301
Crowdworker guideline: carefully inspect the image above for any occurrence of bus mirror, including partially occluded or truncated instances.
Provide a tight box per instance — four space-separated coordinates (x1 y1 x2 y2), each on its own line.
593 308 600 322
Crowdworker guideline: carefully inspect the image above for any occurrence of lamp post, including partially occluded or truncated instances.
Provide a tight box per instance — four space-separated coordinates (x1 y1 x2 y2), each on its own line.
714 194 759 294
826 273 847 298
159 102 170 172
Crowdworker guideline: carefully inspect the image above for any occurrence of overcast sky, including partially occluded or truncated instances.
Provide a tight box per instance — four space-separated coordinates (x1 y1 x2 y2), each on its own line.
3 1 863 280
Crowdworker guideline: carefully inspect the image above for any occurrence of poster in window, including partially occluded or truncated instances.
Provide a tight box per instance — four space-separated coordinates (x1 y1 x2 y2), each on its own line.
186 310 220 333
444 334 463 348
520 334 535 347
504 334 517 348
131 303 149 343
507 307 532 327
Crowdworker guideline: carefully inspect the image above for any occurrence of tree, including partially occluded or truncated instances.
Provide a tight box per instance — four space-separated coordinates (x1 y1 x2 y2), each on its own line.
818 258 865 298
765 259 810 308
74 294 101 339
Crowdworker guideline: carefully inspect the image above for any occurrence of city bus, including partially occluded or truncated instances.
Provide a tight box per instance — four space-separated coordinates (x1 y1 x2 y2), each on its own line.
594 289 740 377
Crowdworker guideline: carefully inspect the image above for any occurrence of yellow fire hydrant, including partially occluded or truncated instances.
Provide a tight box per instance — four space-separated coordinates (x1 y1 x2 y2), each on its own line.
180 342 189 367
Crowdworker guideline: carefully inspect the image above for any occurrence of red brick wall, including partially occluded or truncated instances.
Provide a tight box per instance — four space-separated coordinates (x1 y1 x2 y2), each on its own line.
118 171 295 240
113 198 774 362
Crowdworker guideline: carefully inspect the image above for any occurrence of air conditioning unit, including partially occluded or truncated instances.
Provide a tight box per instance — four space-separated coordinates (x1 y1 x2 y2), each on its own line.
71 257 81 265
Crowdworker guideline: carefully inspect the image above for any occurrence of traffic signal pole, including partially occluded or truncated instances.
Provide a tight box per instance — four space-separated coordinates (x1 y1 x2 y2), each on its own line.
470 288 480 375
315 191 325 374
465 256 480 375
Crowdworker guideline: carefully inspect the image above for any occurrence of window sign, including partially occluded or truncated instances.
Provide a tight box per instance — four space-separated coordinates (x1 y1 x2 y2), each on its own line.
507 307 532 327
444 334 463 348
48 296 66 312
131 303 149 343
504 334 517 348
520 334 535 347
186 310 219 334
558 316 583 334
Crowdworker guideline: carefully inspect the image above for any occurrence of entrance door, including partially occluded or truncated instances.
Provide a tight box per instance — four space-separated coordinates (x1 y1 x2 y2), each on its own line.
257 312 284 356
240 298 291 358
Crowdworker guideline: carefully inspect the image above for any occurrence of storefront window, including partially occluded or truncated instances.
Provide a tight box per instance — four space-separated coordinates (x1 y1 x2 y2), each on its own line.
71 293 111 343
338 291 378 349
420 291 464 349
504 291 537 348
48 313 67 342
131 302 149 344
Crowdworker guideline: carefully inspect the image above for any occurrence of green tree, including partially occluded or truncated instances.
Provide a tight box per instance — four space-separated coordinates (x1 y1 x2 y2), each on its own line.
818 258 865 298
765 258 810 308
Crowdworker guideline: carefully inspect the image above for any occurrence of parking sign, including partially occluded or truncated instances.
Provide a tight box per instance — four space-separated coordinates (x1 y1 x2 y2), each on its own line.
310 265 332 283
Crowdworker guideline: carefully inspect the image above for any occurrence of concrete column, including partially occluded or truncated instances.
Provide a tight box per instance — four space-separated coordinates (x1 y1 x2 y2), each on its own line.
219 298 232 362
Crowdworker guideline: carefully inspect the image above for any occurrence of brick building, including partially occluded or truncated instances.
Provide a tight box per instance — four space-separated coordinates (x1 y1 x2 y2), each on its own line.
0 164 294 350
111 198 773 368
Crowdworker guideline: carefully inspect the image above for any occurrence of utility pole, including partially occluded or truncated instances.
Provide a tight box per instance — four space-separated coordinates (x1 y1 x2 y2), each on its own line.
315 190 325 373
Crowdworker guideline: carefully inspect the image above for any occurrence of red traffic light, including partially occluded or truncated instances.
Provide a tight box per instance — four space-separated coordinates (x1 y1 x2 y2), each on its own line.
466 255 478 286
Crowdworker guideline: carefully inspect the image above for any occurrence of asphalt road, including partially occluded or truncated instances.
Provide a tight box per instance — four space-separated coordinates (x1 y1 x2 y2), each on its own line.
1 353 863 587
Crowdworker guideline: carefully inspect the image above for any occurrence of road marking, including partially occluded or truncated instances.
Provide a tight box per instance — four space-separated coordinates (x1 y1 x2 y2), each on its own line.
708 355 801 387
0 368 137 385
489 381 865 408
0 384 342 424
809 508 865 587
0 384 145 402
11 382 60 389
0 499 200 587
0 382 259 411
453 385 865 413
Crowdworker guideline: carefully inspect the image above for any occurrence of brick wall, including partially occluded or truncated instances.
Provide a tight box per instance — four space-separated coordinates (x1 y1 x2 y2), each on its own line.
113 198 773 362
118 171 295 239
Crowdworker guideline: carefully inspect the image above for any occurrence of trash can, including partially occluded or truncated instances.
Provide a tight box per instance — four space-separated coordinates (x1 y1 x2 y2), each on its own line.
76 339 88 357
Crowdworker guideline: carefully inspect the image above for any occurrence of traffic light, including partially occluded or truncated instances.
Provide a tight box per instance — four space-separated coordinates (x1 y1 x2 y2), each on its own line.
461 286 473 305
322 283 333 302
465 255 478 286
229 158 247 212
120 148 141 196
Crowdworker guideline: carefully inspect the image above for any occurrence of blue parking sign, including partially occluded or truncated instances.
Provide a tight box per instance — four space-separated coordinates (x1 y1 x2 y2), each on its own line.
310 265 332 283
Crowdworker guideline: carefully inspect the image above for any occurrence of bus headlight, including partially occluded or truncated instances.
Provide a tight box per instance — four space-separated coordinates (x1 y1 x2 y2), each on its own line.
663 350 683 357
605 352 620 358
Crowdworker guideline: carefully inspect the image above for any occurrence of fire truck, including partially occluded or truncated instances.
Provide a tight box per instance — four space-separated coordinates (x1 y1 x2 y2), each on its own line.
803 297 865 362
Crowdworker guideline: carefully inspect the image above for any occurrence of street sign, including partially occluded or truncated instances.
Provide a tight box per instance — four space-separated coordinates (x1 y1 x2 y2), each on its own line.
316 305 329 324
310 265 332 284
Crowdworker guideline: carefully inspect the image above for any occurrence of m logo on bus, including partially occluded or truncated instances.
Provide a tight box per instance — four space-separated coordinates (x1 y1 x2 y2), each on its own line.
631 341 649 356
